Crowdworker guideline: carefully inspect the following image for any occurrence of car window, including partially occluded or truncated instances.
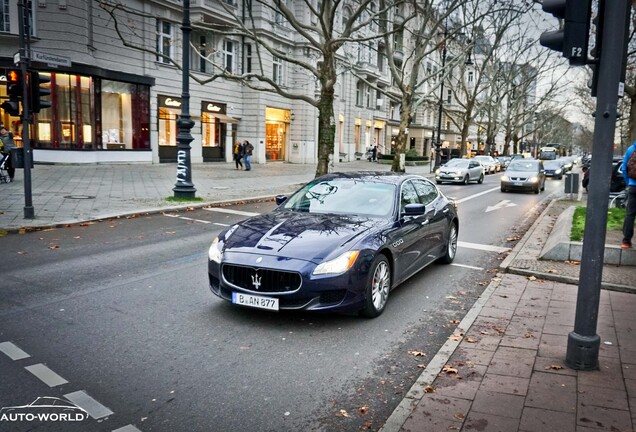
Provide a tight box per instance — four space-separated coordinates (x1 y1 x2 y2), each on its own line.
400 181 420 213
411 179 438 206
508 161 539 171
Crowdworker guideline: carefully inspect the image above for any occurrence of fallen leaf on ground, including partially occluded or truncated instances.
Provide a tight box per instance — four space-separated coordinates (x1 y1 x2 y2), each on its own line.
336 409 350 417
506 236 521 241
73 236 81 239
18 228 26 234
408 350 426 357
17 251 28 255
358 406 369 415
480 330 490 335
545 364 564 370
478 281 489 286
527 276 537 281
454 413 465 420
464 337 479 343
565 260 581 265
449 334 463 341
48 245 60 250
449 319 460 324
442 365 458 374
546 269 557 273
164 231 176 234
446 295 457 300
417 364 427 369
424 385 435 393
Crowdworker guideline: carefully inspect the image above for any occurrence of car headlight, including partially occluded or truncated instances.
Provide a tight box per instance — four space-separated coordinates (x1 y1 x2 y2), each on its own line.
208 237 223 263
555 169 562 174
501 175 510 182
435 169 440 175
313 251 360 275
529 176 539 183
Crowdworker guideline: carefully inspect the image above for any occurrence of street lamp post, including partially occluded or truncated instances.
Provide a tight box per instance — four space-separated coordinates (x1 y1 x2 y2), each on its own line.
433 38 448 172
173 0 196 199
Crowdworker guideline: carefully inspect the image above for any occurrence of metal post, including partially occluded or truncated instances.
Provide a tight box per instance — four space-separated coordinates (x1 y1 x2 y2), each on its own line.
173 0 196 198
566 0 631 371
18 0 34 219
433 37 447 171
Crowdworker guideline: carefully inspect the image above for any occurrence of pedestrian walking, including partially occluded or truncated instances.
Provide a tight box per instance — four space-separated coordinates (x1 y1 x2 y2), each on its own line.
243 140 254 171
371 145 377 162
622 140 636 249
233 140 244 170
0 125 16 182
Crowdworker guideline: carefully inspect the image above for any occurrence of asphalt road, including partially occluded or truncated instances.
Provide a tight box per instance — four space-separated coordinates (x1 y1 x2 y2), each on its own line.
0 173 563 432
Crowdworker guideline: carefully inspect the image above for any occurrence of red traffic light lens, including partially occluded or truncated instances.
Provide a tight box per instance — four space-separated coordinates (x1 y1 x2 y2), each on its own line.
7 70 19 83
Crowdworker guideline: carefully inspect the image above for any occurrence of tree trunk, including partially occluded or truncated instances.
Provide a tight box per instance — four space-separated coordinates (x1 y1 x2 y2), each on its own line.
391 92 413 173
314 91 336 177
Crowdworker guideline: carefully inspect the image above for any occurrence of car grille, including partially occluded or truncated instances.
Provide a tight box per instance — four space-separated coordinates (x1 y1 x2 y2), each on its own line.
222 264 302 293
508 176 528 182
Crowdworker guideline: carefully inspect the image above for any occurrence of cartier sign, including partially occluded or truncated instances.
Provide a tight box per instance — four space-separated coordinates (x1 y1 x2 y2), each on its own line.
201 101 226 114
159 95 182 108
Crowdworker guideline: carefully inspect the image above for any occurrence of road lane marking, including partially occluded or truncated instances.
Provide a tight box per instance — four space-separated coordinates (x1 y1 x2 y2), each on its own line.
453 186 500 204
203 207 260 217
485 199 518 212
179 216 211 224
458 241 510 253
64 390 114 419
25 363 68 387
162 213 179 218
213 222 230 227
451 263 484 271
112 425 142 432
0 341 30 360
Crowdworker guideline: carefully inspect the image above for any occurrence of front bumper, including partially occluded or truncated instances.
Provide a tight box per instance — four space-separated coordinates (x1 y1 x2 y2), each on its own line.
208 251 373 313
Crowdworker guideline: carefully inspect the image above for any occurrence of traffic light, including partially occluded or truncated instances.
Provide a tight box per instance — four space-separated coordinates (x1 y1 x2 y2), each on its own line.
539 0 592 66
1 70 23 116
30 71 51 113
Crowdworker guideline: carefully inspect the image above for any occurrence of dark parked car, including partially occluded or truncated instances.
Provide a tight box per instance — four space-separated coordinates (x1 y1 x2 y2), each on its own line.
582 157 625 192
435 158 484 184
208 172 459 318
501 159 546 194
543 159 565 179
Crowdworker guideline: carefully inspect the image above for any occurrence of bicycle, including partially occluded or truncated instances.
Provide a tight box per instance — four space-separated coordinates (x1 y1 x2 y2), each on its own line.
609 189 627 209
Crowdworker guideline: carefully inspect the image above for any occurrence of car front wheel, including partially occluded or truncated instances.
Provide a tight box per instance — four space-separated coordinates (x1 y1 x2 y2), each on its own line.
477 174 484 184
360 255 391 318
438 222 458 264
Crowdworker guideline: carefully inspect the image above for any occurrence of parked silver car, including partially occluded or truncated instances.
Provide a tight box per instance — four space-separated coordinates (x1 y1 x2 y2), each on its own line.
474 155 498 174
435 158 485 185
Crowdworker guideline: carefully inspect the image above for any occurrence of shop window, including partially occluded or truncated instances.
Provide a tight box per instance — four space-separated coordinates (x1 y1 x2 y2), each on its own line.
156 20 173 64
159 107 178 146
201 113 221 147
101 80 134 149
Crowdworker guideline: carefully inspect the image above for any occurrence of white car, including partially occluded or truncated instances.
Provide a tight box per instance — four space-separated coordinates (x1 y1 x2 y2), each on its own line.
474 156 498 174
435 159 485 185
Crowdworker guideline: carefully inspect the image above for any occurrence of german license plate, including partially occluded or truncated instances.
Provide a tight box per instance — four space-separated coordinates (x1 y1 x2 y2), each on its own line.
513 182 523 186
232 292 279 311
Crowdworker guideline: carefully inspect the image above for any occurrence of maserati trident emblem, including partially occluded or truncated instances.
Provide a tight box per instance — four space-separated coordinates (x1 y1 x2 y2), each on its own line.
251 272 262 290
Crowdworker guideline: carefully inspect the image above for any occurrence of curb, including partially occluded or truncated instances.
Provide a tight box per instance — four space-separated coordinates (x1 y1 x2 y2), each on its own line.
378 276 503 432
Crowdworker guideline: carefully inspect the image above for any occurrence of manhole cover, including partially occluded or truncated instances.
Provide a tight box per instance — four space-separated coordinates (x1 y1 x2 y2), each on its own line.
63 195 96 200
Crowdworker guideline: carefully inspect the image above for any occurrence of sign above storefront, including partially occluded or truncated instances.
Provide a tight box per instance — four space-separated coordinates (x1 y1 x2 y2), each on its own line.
201 101 226 114
159 95 182 109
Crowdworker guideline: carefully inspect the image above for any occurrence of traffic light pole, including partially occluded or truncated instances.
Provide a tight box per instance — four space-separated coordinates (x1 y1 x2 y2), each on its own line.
18 0 34 219
565 0 631 370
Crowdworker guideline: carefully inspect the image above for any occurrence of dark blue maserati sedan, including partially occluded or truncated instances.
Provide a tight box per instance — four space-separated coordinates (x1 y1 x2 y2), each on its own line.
208 172 459 317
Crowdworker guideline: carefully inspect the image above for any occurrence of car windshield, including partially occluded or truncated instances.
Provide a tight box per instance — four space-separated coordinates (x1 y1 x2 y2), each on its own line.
282 178 396 217
508 161 539 172
444 159 470 168
475 156 491 163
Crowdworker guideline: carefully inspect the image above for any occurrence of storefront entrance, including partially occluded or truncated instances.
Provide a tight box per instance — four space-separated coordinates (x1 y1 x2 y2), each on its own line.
265 107 289 161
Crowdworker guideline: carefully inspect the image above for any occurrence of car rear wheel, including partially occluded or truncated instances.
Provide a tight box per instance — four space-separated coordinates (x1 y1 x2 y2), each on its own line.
438 222 458 264
477 174 484 184
360 255 391 318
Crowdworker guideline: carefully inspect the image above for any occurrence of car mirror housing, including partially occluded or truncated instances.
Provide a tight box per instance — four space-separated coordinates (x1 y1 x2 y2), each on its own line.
275 195 288 205
403 203 426 216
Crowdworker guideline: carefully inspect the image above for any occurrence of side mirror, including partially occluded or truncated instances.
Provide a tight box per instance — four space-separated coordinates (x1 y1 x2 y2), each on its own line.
275 195 288 205
403 203 426 216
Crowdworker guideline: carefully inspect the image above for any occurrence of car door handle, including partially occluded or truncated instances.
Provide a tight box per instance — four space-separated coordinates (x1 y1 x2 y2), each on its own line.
442 209 449 213
421 219 430 226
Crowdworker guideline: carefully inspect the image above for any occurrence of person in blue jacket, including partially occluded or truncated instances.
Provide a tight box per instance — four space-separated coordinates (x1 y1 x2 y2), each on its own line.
622 140 636 249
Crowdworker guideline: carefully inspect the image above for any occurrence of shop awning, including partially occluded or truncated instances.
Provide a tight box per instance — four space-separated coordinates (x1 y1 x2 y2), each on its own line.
213 114 240 124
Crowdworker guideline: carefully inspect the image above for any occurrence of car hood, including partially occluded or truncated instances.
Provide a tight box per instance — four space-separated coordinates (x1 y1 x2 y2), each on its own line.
440 166 467 173
220 210 389 262
505 169 539 178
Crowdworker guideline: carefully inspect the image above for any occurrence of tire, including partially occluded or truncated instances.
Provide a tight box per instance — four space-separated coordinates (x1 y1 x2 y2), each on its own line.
541 180 545 192
463 175 469 185
534 185 540 194
477 174 484 184
439 222 458 264
360 255 391 318
436 180 442 185
501 186 506 192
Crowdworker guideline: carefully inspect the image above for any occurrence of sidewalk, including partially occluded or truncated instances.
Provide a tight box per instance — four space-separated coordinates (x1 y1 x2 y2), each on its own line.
381 195 636 432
